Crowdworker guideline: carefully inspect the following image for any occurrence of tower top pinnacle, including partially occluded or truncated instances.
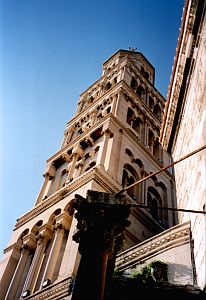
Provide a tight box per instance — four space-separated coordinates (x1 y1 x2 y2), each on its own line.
129 46 137 52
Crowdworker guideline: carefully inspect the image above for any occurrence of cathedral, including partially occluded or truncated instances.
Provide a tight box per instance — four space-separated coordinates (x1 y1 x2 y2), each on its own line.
0 0 205 299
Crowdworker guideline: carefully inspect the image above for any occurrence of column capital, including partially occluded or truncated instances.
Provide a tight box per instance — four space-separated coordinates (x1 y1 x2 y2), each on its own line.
72 145 84 159
22 233 37 251
43 163 56 179
102 127 113 138
72 190 131 254
62 152 72 162
37 225 53 245
54 212 72 231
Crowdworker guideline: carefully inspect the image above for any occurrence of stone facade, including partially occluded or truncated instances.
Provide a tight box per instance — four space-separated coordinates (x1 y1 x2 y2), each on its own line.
116 221 195 286
0 50 176 299
160 0 206 290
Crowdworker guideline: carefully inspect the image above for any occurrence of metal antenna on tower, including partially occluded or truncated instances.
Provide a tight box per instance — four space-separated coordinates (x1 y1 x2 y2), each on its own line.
129 47 137 51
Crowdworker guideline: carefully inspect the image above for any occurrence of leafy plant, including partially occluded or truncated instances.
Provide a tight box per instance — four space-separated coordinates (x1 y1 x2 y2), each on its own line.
131 260 168 284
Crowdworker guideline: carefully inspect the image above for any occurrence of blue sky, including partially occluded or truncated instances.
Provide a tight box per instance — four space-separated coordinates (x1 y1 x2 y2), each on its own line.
0 0 184 256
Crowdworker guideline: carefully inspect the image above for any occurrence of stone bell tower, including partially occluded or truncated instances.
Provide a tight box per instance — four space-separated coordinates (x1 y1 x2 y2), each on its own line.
0 49 176 299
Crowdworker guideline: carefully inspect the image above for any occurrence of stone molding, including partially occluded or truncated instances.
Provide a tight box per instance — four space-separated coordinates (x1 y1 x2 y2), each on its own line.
24 277 73 300
115 221 191 270
160 0 198 148
13 166 121 231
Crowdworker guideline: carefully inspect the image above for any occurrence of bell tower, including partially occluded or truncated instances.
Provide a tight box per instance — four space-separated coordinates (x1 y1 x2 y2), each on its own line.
0 49 176 299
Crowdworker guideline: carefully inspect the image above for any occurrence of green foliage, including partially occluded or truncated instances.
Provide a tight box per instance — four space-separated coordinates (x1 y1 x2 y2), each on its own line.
113 269 124 278
131 260 168 284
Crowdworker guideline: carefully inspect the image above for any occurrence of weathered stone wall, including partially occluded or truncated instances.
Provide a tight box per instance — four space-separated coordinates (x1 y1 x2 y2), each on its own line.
171 11 206 290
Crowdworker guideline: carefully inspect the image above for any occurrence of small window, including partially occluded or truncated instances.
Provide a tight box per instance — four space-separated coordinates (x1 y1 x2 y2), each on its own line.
130 77 137 90
85 161 96 172
106 82 112 90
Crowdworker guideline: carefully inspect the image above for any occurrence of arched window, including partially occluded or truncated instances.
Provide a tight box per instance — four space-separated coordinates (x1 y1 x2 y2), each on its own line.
136 85 145 99
106 82 112 90
130 77 137 90
153 104 162 118
132 117 142 137
148 129 155 150
144 71 149 80
122 164 140 201
85 161 96 172
126 108 135 125
153 139 162 162
149 96 154 108
147 186 163 222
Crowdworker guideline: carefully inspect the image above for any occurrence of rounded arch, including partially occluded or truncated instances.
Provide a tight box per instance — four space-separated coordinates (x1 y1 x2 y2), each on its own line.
122 163 140 201
134 158 144 170
147 186 163 222
31 220 43 235
64 200 75 216
48 208 62 225
126 107 135 125
125 148 134 161
132 117 143 136
17 228 30 246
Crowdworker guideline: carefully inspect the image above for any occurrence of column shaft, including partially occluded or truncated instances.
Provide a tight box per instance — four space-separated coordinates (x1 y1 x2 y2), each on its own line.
21 241 46 295
42 227 64 284
5 248 30 300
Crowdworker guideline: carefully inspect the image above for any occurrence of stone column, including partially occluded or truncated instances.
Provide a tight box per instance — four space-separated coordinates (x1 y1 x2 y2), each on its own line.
68 145 83 181
90 108 97 126
21 231 50 297
111 93 119 116
42 214 71 287
35 164 56 205
71 190 131 300
5 236 36 300
97 128 113 168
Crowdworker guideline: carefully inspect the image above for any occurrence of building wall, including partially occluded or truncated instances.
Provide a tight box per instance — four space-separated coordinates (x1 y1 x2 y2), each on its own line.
116 221 195 286
160 0 206 290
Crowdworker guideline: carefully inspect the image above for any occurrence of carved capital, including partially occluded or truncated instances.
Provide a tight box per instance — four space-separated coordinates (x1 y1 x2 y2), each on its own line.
85 136 94 146
72 145 84 159
43 164 56 179
62 152 72 162
72 190 131 254
102 127 113 138
54 212 72 230
22 233 37 250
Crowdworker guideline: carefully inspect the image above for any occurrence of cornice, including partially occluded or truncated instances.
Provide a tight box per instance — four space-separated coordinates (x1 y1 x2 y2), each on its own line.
160 0 198 149
25 277 73 300
115 221 191 271
14 165 121 230
47 113 112 164
125 60 166 103
119 81 163 127
109 114 174 180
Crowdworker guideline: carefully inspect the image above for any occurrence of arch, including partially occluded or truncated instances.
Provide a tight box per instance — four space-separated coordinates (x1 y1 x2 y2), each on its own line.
148 129 155 147
147 186 163 222
149 96 154 108
85 161 96 172
64 201 75 216
19 228 29 240
130 77 137 90
125 148 134 159
31 220 43 235
144 71 149 80
153 139 162 161
122 164 140 201
106 81 112 90
132 117 142 136
48 209 62 225
153 104 162 118
126 107 135 125
136 85 145 99
134 158 144 170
